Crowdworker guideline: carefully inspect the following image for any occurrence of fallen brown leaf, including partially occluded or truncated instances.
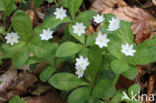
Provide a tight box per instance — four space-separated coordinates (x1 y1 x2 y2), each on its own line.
24 90 66 103
0 69 38 101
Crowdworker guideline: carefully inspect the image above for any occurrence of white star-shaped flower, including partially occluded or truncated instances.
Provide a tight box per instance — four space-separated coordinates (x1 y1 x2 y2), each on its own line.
40 28 53 41
93 14 104 24
54 7 67 20
5 32 19 46
75 65 84 78
75 56 89 70
121 43 136 56
108 17 120 31
95 32 110 48
72 22 86 36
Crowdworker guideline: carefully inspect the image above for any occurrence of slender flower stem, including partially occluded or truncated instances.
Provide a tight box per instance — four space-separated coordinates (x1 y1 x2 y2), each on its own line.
136 0 142 5
7 24 12 33
3 16 6 28
54 0 58 6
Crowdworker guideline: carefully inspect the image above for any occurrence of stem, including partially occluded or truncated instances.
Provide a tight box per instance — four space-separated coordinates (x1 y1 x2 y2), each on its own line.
82 1 86 10
3 16 6 28
7 24 12 33
136 0 142 5
0 35 5 41
54 0 58 6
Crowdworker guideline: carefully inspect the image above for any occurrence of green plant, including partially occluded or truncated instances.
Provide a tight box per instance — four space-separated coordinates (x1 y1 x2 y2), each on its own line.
0 0 156 103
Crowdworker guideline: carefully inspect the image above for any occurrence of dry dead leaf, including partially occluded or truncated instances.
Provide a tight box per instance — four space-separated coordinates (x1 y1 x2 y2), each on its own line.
31 85 51 96
0 69 38 101
24 90 66 103
153 0 156 6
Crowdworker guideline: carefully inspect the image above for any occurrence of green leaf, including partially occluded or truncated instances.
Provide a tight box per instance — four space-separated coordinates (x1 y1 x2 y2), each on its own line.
21 98 28 103
12 10 33 41
92 79 116 98
114 20 133 44
111 59 129 74
108 39 124 59
60 0 68 8
31 0 43 8
128 84 140 98
86 33 97 46
128 46 156 65
87 46 102 81
69 24 85 44
122 66 138 80
136 36 156 49
9 96 20 103
1 42 29 68
0 0 16 16
39 66 56 82
29 39 58 65
68 87 91 103
56 42 83 57
67 0 83 18
48 72 89 90
110 90 124 103
34 16 71 35
78 47 89 57
46 0 53 3
88 96 102 103
96 70 115 83
77 11 97 27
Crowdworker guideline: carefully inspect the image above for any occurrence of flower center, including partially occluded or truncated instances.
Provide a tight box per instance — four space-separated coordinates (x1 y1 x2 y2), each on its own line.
59 12 63 15
10 36 14 39
78 27 81 31
46 34 49 36
80 62 84 66
126 49 130 52
100 39 103 43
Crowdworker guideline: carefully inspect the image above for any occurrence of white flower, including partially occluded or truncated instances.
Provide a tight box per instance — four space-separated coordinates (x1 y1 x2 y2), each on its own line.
5 32 19 46
108 17 120 31
93 14 104 24
95 32 110 48
76 56 89 70
75 65 84 78
121 43 136 56
40 28 53 40
54 7 67 20
72 22 86 36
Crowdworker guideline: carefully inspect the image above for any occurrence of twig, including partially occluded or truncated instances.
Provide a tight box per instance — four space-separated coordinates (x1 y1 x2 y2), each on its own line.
53 0 58 7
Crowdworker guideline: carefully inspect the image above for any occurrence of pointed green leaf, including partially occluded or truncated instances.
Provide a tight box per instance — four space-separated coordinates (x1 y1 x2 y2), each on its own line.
128 84 140 98
128 46 156 65
13 10 33 41
34 16 71 36
48 73 89 90
39 66 56 82
56 42 83 57
67 0 83 18
92 79 116 98
111 59 129 74
0 0 16 16
122 66 138 80
68 87 91 103
1 42 29 68
29 39 58 65
9 96 20 103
